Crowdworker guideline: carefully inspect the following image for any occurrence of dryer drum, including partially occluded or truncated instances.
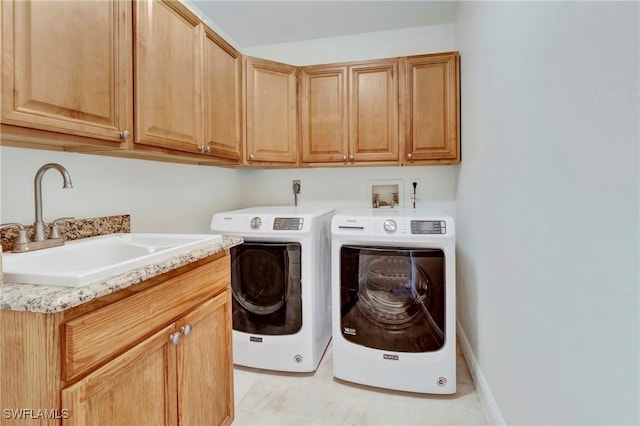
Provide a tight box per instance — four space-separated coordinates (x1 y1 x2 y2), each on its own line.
233 249 289 315
357 257 432 330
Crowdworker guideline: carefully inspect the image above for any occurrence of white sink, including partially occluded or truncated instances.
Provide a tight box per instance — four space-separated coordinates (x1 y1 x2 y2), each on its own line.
2 233 223 287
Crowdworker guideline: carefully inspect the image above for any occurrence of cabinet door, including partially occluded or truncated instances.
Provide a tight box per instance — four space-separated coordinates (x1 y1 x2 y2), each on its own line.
177 289 234 426
134 0 203 153
403 53 460 163
62 324 177 426
244 57 298 164
1 0 132 143
300 65 349 163
349 60 399 162
203 28 242 161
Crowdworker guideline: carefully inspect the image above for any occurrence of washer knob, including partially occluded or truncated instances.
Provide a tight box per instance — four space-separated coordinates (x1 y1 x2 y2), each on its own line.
250 217 262 229
383 219 397 233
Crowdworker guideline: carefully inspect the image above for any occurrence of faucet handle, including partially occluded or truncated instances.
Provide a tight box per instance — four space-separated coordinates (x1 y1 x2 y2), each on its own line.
1 223 30 246
50 217 74 239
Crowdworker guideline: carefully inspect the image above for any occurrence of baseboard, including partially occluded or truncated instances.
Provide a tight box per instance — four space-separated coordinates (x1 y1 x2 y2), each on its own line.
457 321 506 426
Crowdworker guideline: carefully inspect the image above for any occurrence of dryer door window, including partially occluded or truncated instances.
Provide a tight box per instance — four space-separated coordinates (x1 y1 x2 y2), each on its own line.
340 245 445 352
231 242 302 335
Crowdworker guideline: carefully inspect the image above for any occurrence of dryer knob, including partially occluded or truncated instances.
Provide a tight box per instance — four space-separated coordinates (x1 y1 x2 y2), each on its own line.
250 217 262 229
383 219 397 233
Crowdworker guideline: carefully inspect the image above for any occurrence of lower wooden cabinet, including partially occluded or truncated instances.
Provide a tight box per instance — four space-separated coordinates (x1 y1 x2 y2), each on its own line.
0 252 233 426
176 291 233 426
62 324 178 426
62 290 232 426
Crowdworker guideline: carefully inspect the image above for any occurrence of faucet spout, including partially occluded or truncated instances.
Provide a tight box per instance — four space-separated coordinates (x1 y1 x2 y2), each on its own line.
34 163 73 242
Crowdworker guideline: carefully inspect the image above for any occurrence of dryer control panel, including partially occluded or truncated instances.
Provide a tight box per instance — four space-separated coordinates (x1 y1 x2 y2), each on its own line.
274 217 304 231
411 220 446 234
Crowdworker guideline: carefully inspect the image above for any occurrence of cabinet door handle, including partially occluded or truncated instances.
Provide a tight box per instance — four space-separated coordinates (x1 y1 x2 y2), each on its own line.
406 153 413 159
348 154 354 161
169 332 182 345
181 324 192 336
342 155 347 161
249 153 255 160
120 130 131 140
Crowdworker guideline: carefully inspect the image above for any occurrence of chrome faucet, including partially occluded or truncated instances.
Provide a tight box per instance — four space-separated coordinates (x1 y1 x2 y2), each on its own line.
0 163 74 253
33 163 73 242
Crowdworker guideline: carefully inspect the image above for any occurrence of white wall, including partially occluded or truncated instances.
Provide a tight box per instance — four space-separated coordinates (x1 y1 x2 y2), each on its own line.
242 23 456 65
236 166 458 215
185 0 456 65
454 2 639 425
0 147 241 233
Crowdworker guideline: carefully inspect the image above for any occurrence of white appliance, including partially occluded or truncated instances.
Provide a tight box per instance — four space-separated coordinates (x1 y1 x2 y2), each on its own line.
211 206 334 372
331 208 456 394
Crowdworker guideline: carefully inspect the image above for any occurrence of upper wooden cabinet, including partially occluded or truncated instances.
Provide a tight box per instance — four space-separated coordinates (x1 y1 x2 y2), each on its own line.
1 0 459 167
203 28 243 162
349 60 400 163
0 0 132 146
300 59 400 165
134 0 202 153
402 52 460 164
300 65 349 163
134 1 242 163
244 57 298 165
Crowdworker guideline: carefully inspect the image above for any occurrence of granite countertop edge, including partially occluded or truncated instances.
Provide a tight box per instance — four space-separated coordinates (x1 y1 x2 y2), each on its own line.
1 235 243 314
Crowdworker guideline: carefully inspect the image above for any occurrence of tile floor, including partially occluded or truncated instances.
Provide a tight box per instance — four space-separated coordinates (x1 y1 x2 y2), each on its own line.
232 341 489 425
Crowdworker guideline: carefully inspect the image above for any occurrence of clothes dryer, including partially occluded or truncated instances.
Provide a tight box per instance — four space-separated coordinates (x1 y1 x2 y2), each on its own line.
331 208 456 394
211 206 334 372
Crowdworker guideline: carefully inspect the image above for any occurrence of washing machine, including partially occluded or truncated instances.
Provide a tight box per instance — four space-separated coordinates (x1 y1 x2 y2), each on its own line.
211 206 334 372
331 208 456 394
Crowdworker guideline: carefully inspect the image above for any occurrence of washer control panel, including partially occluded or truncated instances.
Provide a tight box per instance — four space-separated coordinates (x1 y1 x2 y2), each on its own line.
411 220 446 234
273 217 304 231
332 210 454 238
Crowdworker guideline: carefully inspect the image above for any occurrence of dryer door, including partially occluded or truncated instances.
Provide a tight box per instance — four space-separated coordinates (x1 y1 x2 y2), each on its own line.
340 245 445 352
230 242 302 335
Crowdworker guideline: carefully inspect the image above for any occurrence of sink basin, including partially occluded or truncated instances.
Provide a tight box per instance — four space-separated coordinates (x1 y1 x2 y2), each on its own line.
2 233 223 287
